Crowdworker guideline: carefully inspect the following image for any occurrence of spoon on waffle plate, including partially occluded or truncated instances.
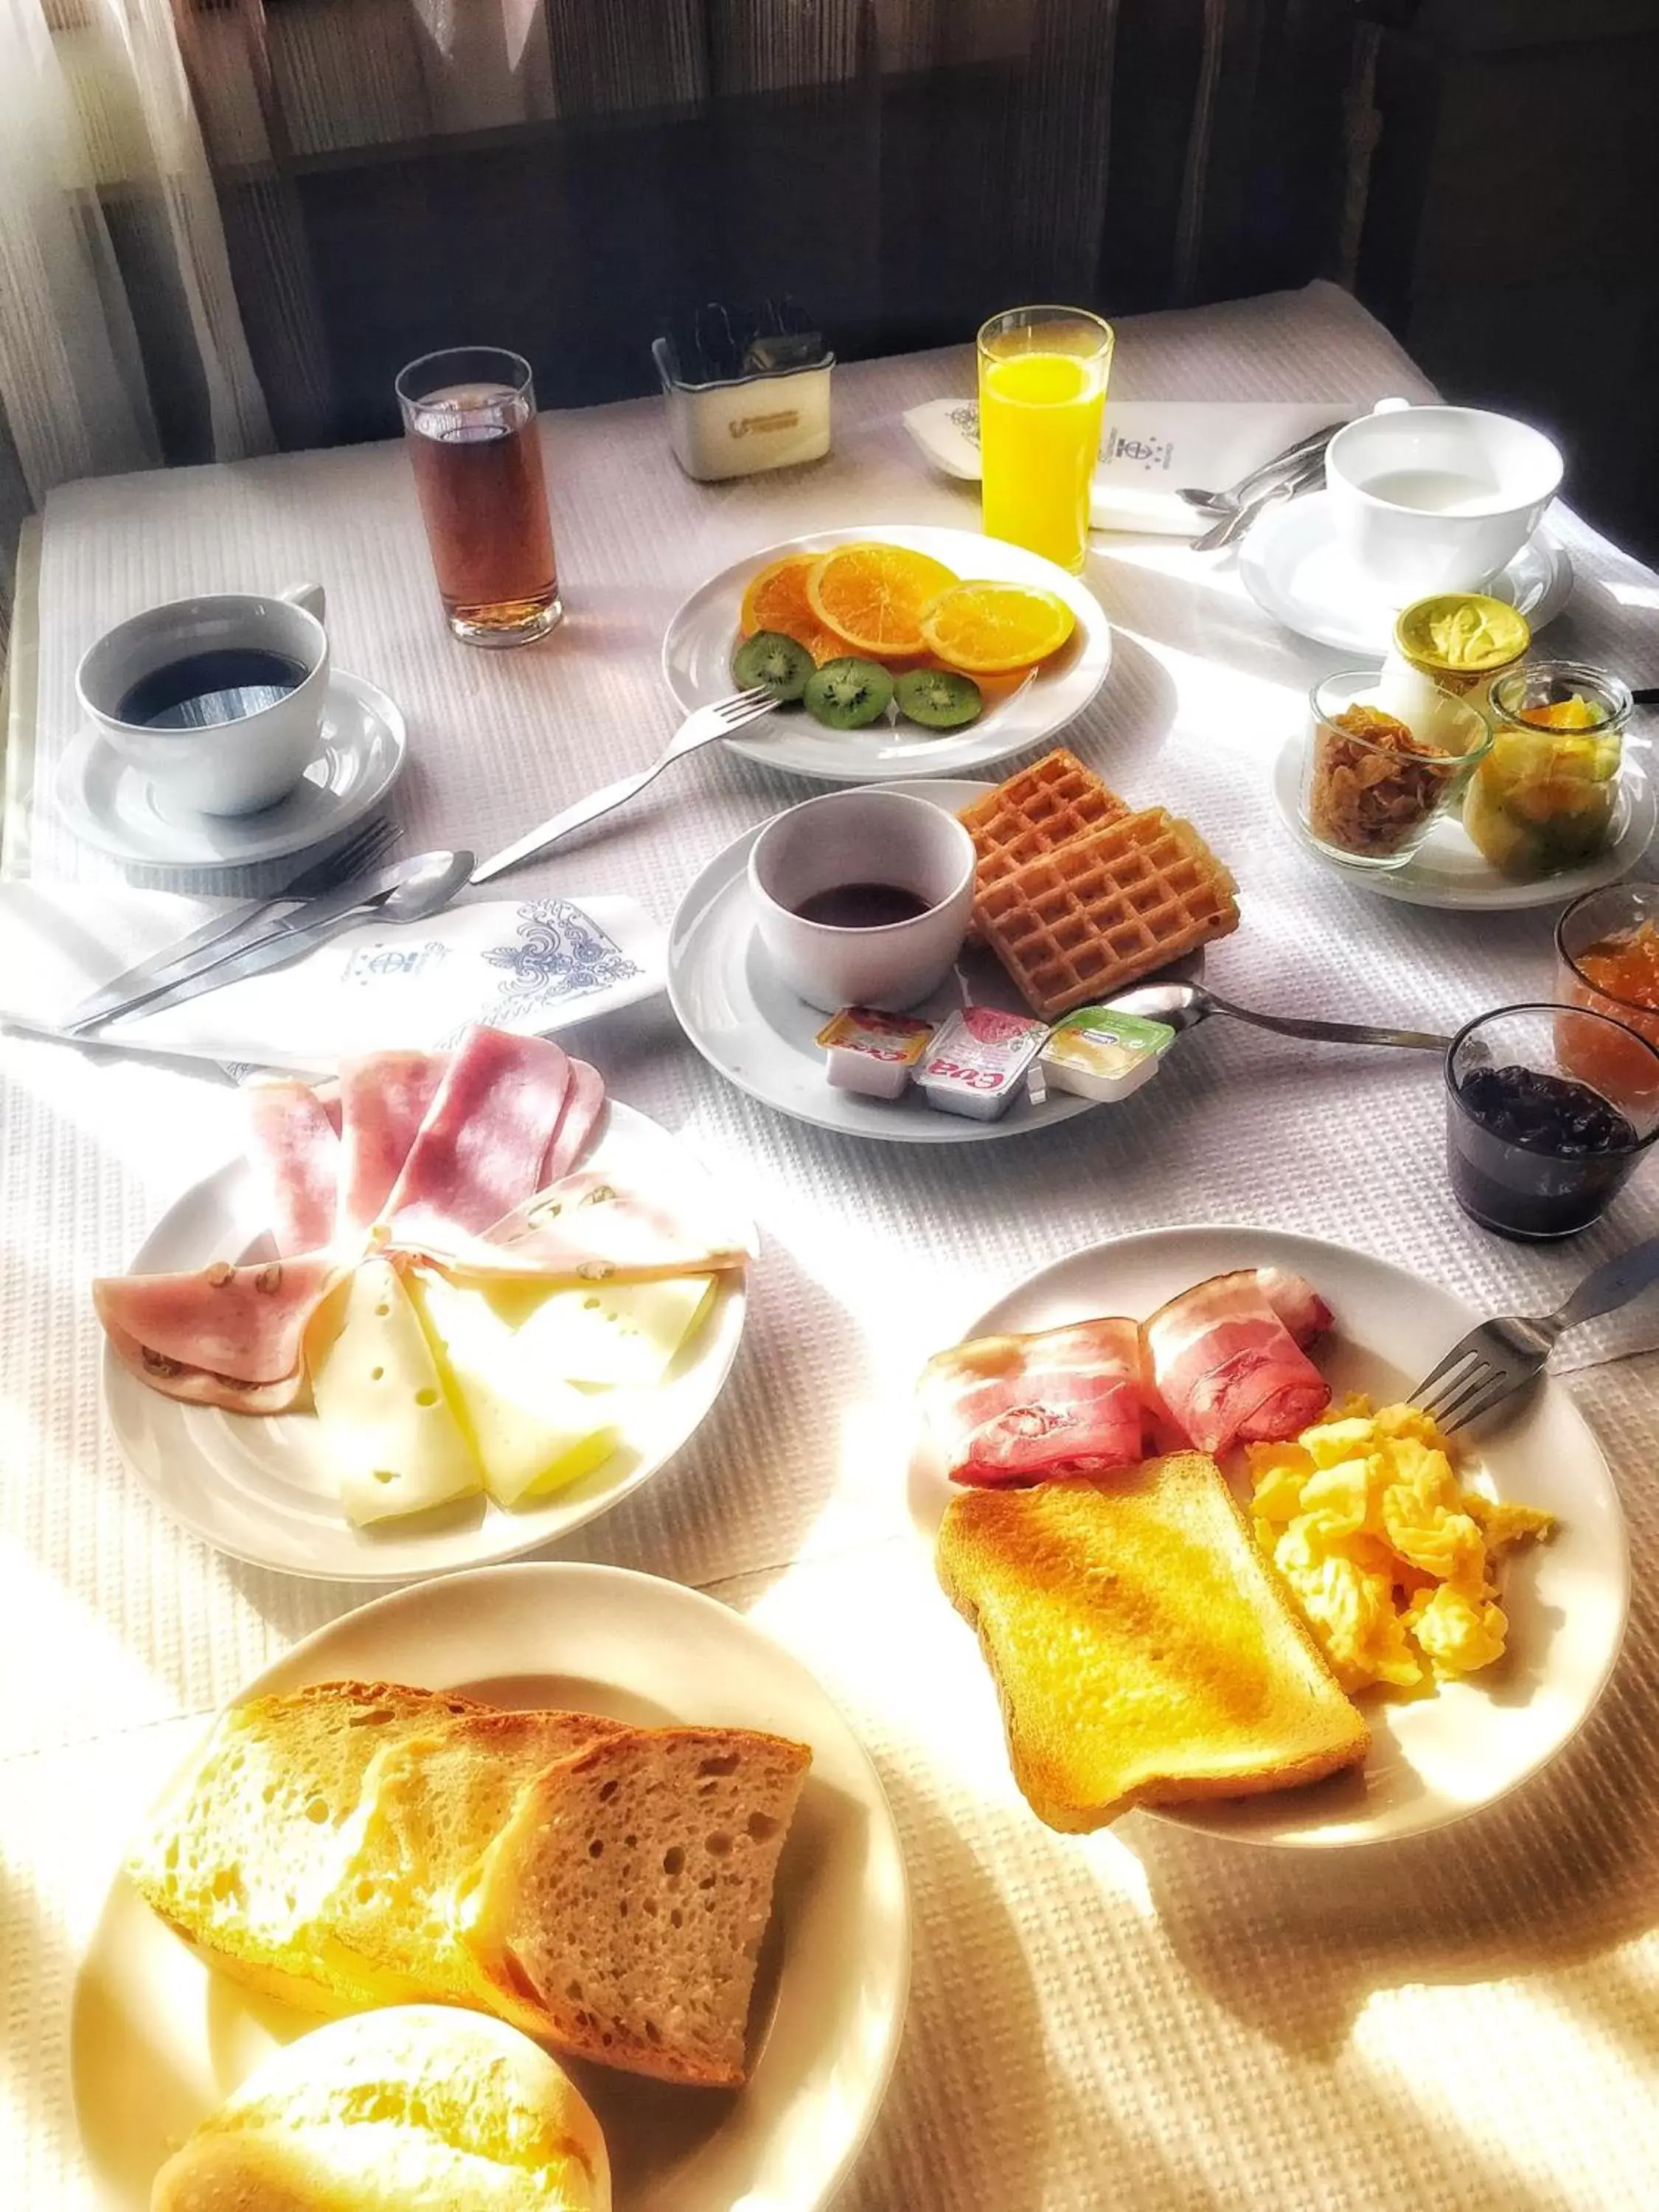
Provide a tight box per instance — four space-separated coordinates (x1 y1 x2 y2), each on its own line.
1107 979 1451 1054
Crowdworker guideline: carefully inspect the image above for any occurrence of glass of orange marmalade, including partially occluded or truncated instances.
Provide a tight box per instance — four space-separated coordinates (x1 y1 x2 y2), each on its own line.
1555 883 1659 1111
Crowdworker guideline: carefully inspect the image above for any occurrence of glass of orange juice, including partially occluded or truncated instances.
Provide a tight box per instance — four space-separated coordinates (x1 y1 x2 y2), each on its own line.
977 305 1113 574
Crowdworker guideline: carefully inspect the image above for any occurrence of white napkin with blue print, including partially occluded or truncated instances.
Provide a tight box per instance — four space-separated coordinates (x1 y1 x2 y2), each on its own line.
0 886 664 1073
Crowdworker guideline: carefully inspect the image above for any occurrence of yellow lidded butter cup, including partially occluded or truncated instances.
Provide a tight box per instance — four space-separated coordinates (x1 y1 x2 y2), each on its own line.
1391 593 1531 711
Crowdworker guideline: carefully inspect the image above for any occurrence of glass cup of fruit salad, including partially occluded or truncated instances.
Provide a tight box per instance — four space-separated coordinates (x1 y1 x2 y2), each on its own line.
1462 661 1630 877
1445 1002 1659 1238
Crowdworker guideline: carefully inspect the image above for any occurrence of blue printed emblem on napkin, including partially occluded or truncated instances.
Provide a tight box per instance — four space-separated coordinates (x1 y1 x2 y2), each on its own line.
482 897 642 1018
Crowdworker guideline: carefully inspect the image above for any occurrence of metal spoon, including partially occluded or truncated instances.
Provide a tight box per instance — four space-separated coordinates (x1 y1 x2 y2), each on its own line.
1106 979 1452 1054
97 849 476 1026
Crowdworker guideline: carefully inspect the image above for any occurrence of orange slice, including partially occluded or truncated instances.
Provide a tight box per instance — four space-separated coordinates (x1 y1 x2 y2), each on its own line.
740 552 820 639
919 581 1075 674
801 625 853 666
805 542 959 658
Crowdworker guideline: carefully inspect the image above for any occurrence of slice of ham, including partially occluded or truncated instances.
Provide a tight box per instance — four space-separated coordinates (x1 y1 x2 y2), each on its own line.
1256 1266 1332 1349
1144 1270 1331 1456
541 1059 605 1184
397 1168 753 1286
93 1253 342 1413
381 1027 571 1242
336 1049 449 1241
243 1081 341 1256
920 1317 1147 1486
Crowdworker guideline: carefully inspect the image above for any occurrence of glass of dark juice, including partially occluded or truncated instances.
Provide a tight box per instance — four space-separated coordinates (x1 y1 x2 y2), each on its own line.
1445 1004 1659 1239
396 346 560 647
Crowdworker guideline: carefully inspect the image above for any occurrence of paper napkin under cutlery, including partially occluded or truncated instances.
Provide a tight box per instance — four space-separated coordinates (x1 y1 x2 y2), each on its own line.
0 886 665 1074
902 397 1358 535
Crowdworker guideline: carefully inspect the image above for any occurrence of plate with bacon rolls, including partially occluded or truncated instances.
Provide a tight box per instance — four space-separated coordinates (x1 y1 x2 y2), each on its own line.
909 1225 1627 1846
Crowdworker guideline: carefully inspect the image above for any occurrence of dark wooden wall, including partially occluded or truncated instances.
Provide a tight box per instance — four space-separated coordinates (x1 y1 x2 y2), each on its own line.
1358 0 1659 564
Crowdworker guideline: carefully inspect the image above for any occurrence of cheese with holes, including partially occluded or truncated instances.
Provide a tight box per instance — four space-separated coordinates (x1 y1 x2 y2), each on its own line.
507 1275 715 1388
408 1271 620 1508
310 1259 481 1525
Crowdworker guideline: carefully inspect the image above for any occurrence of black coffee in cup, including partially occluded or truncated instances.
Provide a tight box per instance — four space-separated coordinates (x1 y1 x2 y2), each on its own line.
115 647 308 731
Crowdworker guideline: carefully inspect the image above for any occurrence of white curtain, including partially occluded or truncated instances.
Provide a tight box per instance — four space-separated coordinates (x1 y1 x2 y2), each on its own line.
0 0 271 645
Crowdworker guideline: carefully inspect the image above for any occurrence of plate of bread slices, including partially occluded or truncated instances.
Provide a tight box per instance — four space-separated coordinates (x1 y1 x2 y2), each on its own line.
93 1027 753 1577
909 1225 1628 1847
72 1562 910 2212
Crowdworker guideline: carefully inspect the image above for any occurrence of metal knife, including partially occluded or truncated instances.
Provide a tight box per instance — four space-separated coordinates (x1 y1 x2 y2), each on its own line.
87 849 475 1029
1179 420 1348 515
67 860 414 1034
1190 468 1307 555
63 830 403 1034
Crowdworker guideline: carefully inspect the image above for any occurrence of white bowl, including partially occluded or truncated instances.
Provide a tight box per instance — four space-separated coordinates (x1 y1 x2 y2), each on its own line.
1325 405 1562 601
748 789 975 1014
76 586 330 817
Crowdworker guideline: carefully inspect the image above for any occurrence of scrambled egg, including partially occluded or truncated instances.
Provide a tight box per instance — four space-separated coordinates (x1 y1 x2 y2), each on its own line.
1248 1397 1554 1693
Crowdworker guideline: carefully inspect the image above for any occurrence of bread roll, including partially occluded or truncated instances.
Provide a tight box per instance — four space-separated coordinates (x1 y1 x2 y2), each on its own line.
149 2005 609 2211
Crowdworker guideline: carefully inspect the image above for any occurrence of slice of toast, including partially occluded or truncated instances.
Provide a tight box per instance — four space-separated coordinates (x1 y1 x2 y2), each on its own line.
127 1679 485 2008
459 1726 811 2087
936 1456 1368 1831
321 1708 627 2028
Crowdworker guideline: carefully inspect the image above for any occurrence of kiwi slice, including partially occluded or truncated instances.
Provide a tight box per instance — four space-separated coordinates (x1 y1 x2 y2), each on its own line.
803 657 895 731
894 667 983 731
733 630 814 703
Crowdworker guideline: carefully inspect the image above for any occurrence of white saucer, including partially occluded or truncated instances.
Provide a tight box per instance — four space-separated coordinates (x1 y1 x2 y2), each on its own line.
667 779 1098 1143
661 524 1110 783
1272 733 1654 911
55 669 406 870
908 1225 1629 1848
1239 490 1573 655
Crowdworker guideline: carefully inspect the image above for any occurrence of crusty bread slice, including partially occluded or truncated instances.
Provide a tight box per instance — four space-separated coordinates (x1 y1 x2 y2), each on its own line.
149 2003 610 2211
321 1708 627 2028
127 1679 484 2008
936 1456 1369 1831
460 1726 811 2087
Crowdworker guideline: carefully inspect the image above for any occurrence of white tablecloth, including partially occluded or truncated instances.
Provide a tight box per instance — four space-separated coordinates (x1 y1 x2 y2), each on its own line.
7 281 1659 2208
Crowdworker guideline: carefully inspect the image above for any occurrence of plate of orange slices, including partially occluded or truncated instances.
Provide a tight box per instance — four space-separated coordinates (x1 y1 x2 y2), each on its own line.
661 525 1111 782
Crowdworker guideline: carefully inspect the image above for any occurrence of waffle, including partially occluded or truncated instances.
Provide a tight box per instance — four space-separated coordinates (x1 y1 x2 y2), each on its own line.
977 807 1239 1018
958 748 1130 925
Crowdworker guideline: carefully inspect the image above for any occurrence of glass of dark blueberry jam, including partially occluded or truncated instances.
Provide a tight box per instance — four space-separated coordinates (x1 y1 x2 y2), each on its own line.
1446 1004 1659 1238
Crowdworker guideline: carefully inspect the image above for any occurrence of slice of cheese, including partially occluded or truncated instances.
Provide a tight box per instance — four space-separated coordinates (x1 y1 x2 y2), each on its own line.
310 1259 482 1526
509 1275 716 1389
407 1271 621 1509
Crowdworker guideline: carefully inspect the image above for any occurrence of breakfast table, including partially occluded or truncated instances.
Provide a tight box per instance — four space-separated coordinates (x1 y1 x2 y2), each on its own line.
6 279 1659 2208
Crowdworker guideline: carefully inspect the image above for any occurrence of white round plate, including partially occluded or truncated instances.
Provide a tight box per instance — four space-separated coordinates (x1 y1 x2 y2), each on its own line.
1272 732 1654 911
1238 490 1573 655
55 668 406 870
102 1103 748 1579
661 524 1110 782
668 778 1094 1143
71 1561 910 2212
909 1225 1629 1848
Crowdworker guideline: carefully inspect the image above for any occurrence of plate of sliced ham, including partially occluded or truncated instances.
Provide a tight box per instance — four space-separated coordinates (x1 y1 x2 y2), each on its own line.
96 1026 753 1579
909 1225 1628 1846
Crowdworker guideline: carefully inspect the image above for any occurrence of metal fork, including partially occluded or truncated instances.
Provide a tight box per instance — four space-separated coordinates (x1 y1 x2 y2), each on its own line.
1409 1234 1659 1432
470 687 776 883
61 814 403 1034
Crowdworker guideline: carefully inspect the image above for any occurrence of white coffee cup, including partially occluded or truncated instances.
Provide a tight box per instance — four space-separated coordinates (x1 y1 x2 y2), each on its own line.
1325 403 1562 600
748 789 975 1014
75 583 330 817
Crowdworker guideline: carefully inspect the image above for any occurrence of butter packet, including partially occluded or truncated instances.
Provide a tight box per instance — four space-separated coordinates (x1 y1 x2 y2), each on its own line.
1038 1007 1174 1103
